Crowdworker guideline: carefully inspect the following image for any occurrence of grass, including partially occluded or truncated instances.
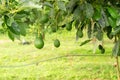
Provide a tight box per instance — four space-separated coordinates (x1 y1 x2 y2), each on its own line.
0 29 118 80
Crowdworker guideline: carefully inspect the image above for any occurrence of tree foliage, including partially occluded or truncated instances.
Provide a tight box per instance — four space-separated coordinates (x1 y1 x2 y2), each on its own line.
0 0 120 56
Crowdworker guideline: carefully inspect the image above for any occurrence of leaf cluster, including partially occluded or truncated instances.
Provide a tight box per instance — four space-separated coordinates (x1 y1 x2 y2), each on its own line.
0 0 120 56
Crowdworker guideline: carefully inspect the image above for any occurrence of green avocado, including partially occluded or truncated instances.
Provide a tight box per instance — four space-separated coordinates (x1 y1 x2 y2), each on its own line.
54 39 60 48
34 37 44 49
66 22 72 31
76 29 83 38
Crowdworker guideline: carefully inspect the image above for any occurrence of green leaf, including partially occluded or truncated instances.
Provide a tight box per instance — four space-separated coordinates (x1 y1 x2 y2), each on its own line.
14 14 27 20
97 9 109 27
8 31 15 41
112 40 120 57
107 32 113 39
7 17 14 26
98 16 105 28
50 23 58 33
105 26 113 39
87 20 92 38
102 11 109 27
93 23 98 33
57 1 66 11
21 1 42 9
40 14 49 24
108 17 116 28
66 0 79 13
93 9 101 21
111 26 120 36
116 17 120 26
4 15 14 26
14 34 20 40
107 7 119 19
4 15 9 25
18 22 28 36
44 2 53 8
80 39 91 46
74 20 80 29
73 6 84 20
96 30 103 41
32 9 41 19
9 22 20 35
49 8 55 18
84 3 94 19
106 26 112 33
4 15 9 26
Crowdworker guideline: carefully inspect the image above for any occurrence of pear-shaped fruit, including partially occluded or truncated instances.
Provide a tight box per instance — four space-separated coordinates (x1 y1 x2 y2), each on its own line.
54 39 60 48
34 37 44 49
76 29 83 38
66 22 72 31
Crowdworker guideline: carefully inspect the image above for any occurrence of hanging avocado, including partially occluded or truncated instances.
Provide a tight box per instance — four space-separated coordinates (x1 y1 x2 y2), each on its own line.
76 29 83 38
34 37 44 49
66 22 72 31
54 39 60 48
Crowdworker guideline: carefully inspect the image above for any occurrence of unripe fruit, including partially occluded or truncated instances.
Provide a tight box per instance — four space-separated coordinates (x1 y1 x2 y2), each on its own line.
54 39 60 48
76 29 83 38
34 37 44 49
66 22 72 31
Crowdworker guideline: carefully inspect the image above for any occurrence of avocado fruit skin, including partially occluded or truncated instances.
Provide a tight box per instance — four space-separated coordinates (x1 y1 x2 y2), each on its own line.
54 39 60 48
34 37 44 49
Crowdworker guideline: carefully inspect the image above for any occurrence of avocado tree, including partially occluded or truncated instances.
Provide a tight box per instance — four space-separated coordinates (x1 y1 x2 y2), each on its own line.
0 0 120 79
